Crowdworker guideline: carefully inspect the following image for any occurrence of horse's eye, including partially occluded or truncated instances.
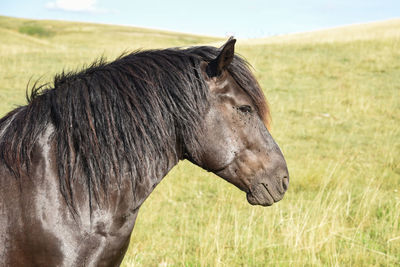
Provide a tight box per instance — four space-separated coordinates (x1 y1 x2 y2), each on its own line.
238 105 252 113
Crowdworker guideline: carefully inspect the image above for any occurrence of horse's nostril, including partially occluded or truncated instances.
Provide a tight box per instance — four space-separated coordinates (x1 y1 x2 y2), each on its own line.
282 176 289 191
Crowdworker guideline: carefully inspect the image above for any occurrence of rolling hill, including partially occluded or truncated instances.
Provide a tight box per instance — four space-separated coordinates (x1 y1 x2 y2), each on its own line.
0 15 399 266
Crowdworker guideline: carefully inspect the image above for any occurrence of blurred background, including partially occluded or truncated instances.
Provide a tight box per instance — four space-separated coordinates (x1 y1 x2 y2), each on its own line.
1 0 400 38
0 1 399 266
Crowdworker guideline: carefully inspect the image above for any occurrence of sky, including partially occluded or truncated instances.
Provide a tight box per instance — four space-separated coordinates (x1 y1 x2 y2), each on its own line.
1 0 399 38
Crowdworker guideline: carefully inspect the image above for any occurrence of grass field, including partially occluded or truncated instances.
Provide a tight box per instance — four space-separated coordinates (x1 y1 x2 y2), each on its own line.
0 15 399 266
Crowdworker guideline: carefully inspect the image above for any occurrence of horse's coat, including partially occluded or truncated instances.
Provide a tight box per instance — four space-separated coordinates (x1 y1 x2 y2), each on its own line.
0 38 288 266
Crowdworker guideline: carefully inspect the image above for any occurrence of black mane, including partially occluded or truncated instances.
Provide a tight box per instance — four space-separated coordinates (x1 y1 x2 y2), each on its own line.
0 46 269 209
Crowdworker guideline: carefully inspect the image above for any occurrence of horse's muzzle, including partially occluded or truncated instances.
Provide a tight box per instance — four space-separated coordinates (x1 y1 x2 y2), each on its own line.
246 168 289 206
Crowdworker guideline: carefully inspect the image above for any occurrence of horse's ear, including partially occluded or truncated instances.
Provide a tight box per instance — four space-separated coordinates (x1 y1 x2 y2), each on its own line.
206 37 236 78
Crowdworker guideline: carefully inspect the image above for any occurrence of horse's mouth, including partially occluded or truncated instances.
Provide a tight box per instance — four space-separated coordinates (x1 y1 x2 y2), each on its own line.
246 183 284 206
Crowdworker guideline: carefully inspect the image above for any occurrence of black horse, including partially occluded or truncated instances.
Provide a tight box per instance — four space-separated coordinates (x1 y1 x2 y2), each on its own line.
0 38 288 266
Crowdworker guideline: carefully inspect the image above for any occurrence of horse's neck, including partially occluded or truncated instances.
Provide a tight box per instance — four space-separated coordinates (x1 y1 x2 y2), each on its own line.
38 122 181 233
73 129 181 217
131 149 179 209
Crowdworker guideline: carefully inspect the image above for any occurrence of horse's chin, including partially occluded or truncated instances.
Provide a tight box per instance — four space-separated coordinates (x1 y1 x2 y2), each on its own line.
214 164 287 207
246 191 274 206
246 183 283 206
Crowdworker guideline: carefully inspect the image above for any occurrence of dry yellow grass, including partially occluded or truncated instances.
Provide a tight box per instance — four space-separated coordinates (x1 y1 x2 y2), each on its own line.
0 15 399 266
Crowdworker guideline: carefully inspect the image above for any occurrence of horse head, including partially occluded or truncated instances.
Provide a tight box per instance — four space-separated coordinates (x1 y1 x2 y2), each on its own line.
186 39 289 206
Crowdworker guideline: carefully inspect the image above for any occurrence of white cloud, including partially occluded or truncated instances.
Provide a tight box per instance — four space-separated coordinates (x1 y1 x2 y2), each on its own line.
45 0 107 13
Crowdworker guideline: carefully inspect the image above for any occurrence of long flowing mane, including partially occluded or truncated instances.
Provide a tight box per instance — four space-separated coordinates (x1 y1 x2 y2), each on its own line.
0 46 269 209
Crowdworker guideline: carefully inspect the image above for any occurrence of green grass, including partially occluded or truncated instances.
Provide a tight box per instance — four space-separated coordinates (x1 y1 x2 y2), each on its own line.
18 22 55 37
0 15 399 266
